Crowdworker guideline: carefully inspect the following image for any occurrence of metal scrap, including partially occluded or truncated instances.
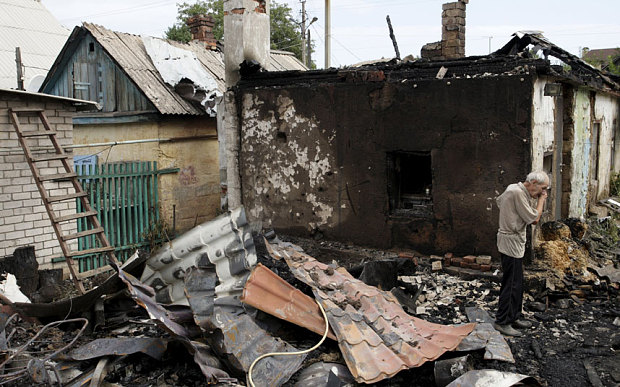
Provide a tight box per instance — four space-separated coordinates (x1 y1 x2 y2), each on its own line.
266 240 475 384
69 337 170 361
140 208 306 386
455 307 515 362
588 264 620 283
185 266 307 386
446 369 541 387
0 317 88 385
116 263 230 383
241 263 337 340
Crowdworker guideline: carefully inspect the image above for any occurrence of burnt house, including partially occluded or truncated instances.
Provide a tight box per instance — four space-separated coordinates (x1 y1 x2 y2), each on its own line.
228 32 620 257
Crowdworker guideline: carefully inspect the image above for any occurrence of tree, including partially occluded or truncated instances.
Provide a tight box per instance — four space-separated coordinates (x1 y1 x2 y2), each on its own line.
165 1 308 62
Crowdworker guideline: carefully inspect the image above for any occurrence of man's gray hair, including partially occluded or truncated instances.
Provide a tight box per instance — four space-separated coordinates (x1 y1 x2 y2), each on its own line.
526 171 549 184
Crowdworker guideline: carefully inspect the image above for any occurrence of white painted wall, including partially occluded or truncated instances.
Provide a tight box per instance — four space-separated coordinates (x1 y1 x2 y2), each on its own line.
593 93 619 199
568 88 591 218
531 76 556 172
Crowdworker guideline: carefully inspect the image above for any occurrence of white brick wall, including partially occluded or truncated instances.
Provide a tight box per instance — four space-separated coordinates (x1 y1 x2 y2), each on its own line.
0 95 78 269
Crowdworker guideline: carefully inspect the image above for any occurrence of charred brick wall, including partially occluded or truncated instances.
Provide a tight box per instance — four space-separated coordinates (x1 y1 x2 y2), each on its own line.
238 73 533 256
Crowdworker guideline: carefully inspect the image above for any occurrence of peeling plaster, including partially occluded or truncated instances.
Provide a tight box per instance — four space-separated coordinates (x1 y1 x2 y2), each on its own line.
531 77 556 170
593 94 619 199
241 93 336 229
569 88 591 218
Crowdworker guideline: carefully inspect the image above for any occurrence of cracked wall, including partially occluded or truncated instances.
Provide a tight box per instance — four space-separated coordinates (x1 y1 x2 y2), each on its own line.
238 75 534 256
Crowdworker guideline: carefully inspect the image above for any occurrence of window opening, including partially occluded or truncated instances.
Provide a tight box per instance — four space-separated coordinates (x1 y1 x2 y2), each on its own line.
387 151 433 217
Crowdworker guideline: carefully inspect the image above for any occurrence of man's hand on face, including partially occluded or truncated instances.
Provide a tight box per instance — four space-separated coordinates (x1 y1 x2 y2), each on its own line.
539 189 548 200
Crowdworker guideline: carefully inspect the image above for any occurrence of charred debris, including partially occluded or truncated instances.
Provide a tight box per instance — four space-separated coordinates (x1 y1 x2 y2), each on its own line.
0 208 619 386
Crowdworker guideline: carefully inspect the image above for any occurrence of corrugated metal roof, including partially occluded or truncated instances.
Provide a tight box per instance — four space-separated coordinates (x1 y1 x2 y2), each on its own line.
0 0 70 90
62 24 306 115
266 240 476 384
140 207 306 386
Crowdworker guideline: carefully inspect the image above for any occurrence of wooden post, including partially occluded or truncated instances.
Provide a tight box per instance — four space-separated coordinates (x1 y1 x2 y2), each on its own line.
15 47 24 90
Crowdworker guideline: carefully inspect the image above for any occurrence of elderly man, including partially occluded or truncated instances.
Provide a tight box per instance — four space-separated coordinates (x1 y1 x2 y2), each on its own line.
494 171 549 337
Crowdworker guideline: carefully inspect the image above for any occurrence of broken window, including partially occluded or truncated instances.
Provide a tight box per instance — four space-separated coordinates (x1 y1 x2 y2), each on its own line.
387 151 433 217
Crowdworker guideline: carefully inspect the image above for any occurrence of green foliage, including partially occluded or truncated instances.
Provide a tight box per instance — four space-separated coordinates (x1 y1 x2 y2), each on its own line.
165 0 310 63
610 172 620 197
582 48 620 76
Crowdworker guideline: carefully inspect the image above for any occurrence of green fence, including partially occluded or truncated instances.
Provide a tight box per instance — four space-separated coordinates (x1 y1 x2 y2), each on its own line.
68 161 177 273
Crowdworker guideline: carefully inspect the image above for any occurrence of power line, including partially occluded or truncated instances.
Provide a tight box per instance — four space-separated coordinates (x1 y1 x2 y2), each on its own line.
59 0 175 23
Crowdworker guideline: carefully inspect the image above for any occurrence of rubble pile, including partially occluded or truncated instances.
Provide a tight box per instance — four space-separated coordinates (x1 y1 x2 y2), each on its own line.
0 210 618 386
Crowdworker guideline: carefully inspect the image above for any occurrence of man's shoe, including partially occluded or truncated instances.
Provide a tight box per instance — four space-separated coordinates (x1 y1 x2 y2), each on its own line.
494 323 523 337
512 319 533 329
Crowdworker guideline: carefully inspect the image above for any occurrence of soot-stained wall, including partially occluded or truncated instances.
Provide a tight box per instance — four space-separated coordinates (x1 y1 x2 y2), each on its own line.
238 73 534 255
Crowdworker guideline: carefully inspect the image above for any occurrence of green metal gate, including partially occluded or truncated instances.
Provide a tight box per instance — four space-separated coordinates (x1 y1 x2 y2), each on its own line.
69 161 177 272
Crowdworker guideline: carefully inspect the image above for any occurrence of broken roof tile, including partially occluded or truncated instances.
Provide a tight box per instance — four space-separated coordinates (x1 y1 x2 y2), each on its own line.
241 263 337 340
266 241 475 384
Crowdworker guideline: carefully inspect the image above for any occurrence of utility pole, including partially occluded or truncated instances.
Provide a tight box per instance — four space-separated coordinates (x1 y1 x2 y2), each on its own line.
488 36 493 54
301 0 307 66
325 0 330 68
307 30 312 68
15 47 24 90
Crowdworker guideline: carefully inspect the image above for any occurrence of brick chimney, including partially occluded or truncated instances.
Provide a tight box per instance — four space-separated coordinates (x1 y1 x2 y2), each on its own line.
187 14 217 50
441 0 467 59
421 0 467 60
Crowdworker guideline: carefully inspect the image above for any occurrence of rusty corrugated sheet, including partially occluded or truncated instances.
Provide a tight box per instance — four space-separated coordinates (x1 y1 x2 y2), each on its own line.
241 263 337 340
266 241 476 384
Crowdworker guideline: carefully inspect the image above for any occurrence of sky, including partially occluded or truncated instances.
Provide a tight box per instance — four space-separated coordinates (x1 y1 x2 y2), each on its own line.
42 0 620 68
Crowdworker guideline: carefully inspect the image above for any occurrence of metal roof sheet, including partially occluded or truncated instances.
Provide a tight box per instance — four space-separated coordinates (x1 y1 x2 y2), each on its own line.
70 24 306 115
0 0 70 90
266 240 476 384
140 208 306 386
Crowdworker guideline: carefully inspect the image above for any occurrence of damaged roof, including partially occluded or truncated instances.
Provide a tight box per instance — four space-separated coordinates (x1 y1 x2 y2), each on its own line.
239 32 620 95
40 23 306 116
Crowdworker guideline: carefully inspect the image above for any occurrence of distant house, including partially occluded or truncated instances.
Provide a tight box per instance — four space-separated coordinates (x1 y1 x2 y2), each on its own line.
582 48 620 71
39 20 306 251
0 0 70 90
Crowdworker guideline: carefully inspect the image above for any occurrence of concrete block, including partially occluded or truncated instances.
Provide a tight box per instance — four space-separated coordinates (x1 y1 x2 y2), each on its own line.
0 209 14 217
13 207 34 215
0 224 15 233
5 215 24 224
6 230 25 240
25 228 42 237
432 261 443 271
15 221 34 231
3 170 21 178
442 3 457 10
3 200 23 210
476 255 491 265
24 213 43 222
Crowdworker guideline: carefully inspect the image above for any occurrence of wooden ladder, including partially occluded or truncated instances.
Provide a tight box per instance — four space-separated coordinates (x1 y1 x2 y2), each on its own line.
8 108 119 294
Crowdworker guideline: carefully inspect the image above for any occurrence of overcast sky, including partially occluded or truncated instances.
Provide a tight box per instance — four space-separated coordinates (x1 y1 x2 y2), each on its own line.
42 0 620 68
